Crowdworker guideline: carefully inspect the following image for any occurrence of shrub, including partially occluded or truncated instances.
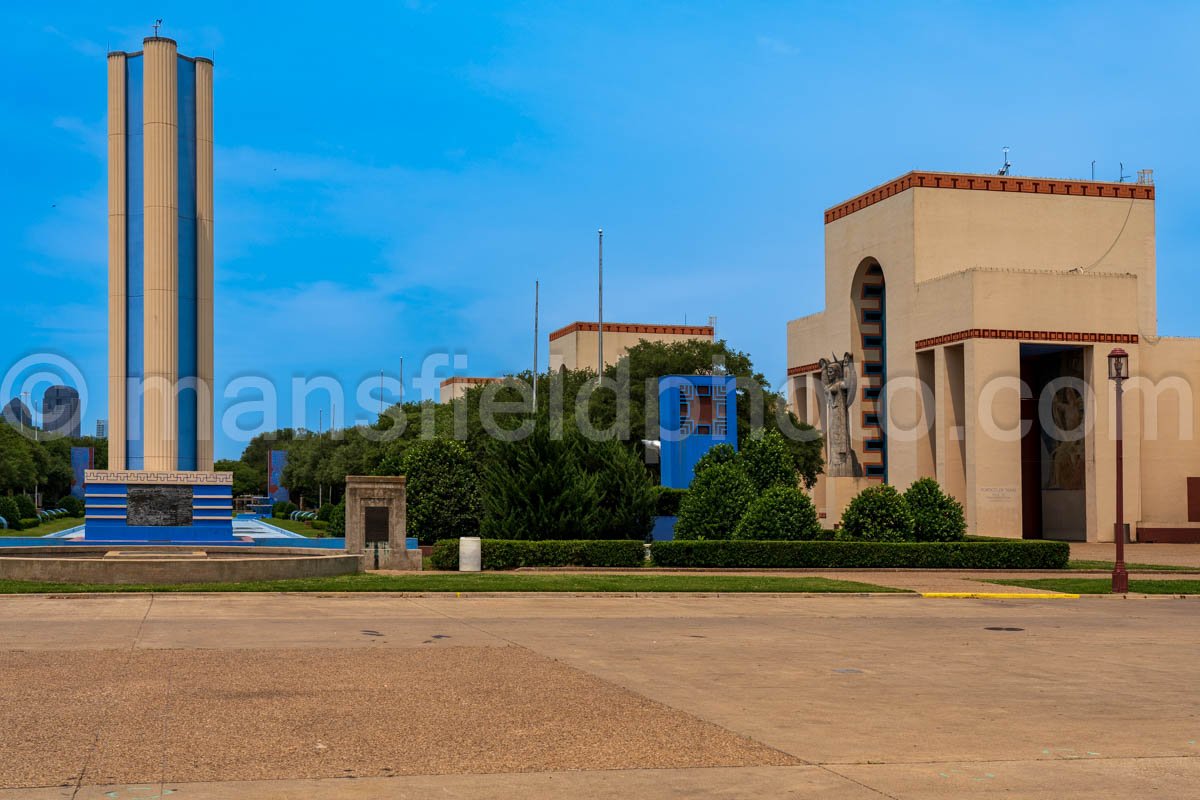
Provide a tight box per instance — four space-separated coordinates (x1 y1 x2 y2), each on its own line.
20 518 39 529
738 431 798 492
837 484 913 542
272 500 297 519
481 427 654 541
58 496 85 518
654 487 688 517
14 494 36 520
398 438 482 545
674 462 756 540
651 540 1070 570
692 443 737 478
429 539 646 571
734 486 822 541
327 500 346 537
0 497 22 530
310 519 329 532
316 503 335 522
904 478 966 542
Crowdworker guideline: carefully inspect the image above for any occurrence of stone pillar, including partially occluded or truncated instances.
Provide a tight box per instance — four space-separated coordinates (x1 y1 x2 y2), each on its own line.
107 51 128 470
343 476 420 570
194 57 215 472
142 36 179 472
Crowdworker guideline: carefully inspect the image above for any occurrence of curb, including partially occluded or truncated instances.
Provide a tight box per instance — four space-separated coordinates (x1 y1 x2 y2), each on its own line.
921 592 1079 599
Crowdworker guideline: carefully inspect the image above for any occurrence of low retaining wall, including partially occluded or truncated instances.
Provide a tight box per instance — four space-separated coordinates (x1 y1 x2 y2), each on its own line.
0 546 361 585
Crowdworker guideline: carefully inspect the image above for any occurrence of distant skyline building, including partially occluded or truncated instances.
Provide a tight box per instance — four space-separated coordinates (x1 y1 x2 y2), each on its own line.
107 37 214 471
42 385 81 438
96 419 108 439
3 397 32 429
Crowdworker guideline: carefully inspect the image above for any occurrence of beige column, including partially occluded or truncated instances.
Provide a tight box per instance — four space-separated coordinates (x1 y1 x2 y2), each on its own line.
195 57 215 471
142 37 179 471
107 53 128 470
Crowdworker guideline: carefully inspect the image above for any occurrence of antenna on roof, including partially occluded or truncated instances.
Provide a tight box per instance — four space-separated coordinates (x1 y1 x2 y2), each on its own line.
1118 162 1132 183
996 146 1011 176
152 19 163 37
1091 160 1096 181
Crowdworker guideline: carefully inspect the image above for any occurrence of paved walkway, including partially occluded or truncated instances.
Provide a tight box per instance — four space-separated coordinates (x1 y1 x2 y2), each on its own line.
1 592 1197 798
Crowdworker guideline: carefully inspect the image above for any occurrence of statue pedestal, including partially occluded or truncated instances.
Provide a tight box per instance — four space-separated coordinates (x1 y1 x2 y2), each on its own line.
819 476 873 530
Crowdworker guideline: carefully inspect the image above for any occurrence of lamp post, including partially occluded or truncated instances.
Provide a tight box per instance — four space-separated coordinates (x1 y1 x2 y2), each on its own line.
1108 347 1129 593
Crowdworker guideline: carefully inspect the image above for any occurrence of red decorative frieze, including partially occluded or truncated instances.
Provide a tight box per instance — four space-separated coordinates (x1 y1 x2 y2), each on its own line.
548 321 714 342
825 171 1155 224
915 329 1139 350
787 362 822 376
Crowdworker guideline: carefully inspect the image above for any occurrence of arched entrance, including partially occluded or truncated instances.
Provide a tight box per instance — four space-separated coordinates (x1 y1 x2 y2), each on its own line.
852 260 887 481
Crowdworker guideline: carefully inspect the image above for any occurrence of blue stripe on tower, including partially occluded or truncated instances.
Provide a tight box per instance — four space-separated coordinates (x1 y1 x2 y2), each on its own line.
176 56 198 471
125 55 145 470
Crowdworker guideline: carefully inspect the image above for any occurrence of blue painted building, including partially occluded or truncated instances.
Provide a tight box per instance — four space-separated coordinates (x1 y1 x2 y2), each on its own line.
658 374 738 488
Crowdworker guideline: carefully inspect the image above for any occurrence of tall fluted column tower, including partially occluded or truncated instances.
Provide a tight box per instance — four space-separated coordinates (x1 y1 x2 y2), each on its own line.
107 38 214 472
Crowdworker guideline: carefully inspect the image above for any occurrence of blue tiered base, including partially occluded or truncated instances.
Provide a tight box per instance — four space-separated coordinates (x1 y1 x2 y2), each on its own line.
83 469 234 544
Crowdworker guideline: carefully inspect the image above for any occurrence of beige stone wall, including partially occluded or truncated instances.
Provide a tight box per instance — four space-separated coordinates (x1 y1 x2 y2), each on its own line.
549 326 714 373
440 378 501 404
1135 337 1200 527
912 189 1156 334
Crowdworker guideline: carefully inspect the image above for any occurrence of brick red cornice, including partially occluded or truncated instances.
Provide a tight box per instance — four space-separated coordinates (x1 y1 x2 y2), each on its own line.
915 329 1139 350
825 171 1155 224
548 322 714 342
439 377 503 387
786 362 822 376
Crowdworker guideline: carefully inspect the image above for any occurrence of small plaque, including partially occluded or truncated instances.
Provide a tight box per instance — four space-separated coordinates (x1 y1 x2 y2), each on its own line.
364 506 390 544
127 485 193 527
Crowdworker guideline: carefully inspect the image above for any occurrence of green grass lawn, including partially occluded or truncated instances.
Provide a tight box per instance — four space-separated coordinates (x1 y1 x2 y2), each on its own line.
257 517 322 537
0 516 84 537
1067 560 1198 572
0 573 905 595
989 578 1200 594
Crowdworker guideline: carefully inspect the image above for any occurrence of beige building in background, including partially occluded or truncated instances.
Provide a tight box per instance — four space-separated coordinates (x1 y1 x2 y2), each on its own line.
788 170 1200 543
549 322 714 373
439 377 503 404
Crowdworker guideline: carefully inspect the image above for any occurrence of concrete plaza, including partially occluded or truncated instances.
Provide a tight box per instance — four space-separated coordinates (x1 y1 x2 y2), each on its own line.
0 591 1197 799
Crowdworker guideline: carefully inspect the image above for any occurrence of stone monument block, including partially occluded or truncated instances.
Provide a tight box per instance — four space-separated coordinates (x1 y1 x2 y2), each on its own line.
344 475 421 570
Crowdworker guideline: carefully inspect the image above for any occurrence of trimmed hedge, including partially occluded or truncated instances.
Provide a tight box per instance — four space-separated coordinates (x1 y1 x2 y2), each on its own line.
650 540 1070 570
429 539 646 571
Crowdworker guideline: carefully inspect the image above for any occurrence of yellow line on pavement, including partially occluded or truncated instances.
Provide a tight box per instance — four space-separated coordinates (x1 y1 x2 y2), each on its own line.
921 592 1079 599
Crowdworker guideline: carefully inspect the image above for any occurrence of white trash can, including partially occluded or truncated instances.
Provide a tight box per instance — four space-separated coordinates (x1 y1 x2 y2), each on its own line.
459 536 482 572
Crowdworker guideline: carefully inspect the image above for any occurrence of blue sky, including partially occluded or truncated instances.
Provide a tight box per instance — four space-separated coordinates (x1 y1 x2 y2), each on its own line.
4 1 1199 459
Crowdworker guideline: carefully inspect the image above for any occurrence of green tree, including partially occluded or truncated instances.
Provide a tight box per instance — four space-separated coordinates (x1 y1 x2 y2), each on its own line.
837 484 914 542
0 496 22 530
737 430 798 492
480 427 602 540
390 438 481 545
734 486 822 540
903 478 966 542
215 459 262 497
0 422 37 496
674 462 756 540
693 443 737 478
